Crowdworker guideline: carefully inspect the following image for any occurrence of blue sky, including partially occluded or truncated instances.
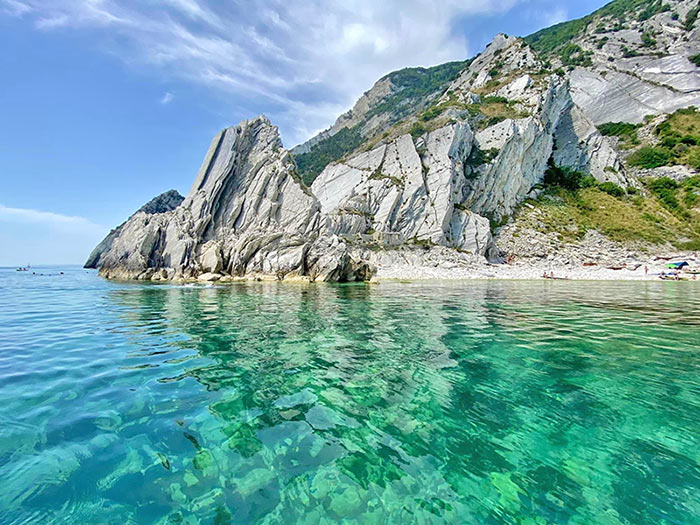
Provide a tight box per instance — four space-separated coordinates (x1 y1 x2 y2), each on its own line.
0 0 609 265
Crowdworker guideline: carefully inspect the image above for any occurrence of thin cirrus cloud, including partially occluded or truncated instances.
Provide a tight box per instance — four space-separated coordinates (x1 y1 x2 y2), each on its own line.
0 204 106 236
0 0 30 16
160 91 175 105
0 0 535 145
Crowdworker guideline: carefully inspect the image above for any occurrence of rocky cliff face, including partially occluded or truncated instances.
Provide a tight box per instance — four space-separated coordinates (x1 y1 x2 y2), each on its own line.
91 117 378 282
527 0 700 124
88 0 700 281
85 189 184 269
312 125 494 256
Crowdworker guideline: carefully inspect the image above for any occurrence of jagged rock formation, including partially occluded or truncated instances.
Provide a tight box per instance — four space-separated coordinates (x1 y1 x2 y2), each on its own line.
312 126 494 256
292 61 469 185
88 0 700 281
84 189 183 269
527 0 700 124
90 117 377 282
311 33 634 228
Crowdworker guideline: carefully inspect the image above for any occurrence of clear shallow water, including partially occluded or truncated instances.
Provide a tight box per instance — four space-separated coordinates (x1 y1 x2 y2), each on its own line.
1 268 699 524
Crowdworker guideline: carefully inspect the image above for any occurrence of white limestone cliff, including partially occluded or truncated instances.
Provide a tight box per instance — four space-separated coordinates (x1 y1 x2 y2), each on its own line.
94 117 373 282
87 3 700 281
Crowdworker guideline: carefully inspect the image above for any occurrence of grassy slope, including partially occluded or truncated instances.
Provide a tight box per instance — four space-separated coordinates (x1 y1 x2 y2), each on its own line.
515 105 700 252
513 181 700 251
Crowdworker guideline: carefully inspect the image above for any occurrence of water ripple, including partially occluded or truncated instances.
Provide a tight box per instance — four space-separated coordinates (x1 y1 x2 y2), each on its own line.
1 269 699 523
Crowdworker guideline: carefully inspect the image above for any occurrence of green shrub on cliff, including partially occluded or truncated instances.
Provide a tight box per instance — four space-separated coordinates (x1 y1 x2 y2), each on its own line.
295 126 363 186
628 147 672 169
685 5 699 31
543 160 586 190
624 107 700 170
409 122 427 139
598 182 626 197
598 121 641 147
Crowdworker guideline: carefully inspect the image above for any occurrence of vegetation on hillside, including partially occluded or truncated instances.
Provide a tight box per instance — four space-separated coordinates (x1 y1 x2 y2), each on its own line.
560 44 593 67
293 61 471 185
542 160 596 191
511 157 700 249
627 107 700 170
598 121 641 147
416 92 527 132
525 0 669 57
517 169 700 249
685 4 699 31
294 126 362 186
646 176 700 218
512 105 700 249
365 61 471 120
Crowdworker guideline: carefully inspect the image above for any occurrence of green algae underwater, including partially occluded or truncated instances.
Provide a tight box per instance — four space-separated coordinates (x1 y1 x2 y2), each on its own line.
1 267 699 524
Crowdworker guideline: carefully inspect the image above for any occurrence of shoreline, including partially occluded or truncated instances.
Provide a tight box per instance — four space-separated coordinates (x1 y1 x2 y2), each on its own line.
371 263 699 282
94 264 700 285
367 246 700 283
92 247 700 284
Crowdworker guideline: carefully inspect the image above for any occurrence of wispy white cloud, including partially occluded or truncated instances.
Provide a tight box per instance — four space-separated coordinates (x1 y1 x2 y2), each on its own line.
0 0 31 16
3 0 528 145
0 204 106 236
160 91 175 104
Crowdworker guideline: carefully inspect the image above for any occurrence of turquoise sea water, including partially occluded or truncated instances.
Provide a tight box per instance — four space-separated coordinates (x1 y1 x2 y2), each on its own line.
1 267 699 524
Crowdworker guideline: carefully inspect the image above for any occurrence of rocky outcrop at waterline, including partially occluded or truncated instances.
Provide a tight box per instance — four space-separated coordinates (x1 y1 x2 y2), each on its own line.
84 189 184 269
87 0 700 281
88 117 378 282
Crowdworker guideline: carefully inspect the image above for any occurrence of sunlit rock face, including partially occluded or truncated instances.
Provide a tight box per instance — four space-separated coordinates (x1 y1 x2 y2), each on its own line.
89 117 379 281
89 117 495 281
88 0 700 281
84 189 184 270
556 0 700 124
311 125 493 256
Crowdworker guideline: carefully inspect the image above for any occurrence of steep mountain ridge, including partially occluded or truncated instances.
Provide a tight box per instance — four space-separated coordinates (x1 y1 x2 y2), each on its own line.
293 61 470 185
87 0 700 281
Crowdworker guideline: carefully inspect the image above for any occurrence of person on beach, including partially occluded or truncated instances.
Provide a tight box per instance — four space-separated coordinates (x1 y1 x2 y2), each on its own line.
645 265 648 275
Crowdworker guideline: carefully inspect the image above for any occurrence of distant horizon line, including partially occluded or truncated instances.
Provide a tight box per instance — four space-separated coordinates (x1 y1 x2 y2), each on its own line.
1 264 89 269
